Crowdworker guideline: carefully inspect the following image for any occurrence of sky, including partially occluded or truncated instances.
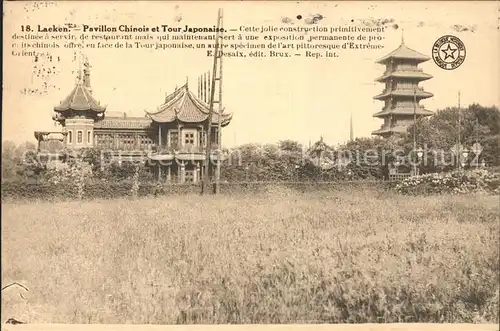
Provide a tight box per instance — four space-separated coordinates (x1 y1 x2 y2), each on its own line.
3 1 499 148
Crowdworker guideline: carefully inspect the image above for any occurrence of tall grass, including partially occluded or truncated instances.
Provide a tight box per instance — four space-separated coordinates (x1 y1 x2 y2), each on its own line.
1 187 499 324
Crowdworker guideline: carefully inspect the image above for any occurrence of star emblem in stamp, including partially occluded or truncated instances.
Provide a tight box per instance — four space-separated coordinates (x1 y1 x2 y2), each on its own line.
432 35 467 70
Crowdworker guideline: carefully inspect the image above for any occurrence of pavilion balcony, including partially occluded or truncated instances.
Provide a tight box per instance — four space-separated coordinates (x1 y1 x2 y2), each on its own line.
383 67 423 75
154 145 204 154
148 143 226 161
381 86 425 93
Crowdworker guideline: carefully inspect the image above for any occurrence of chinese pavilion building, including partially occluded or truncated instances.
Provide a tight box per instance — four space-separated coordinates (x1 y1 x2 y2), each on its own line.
372 38 434 137
34 60 232 184
144 81 232 183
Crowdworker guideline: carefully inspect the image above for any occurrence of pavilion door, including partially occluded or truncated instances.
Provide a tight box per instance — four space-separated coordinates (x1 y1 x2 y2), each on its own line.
182 129 198 152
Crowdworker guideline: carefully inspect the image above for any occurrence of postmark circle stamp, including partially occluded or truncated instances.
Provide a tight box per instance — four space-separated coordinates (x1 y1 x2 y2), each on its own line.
432 35 466 70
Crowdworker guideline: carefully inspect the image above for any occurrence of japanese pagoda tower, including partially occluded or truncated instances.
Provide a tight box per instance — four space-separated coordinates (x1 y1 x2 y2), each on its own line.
372 37 434 137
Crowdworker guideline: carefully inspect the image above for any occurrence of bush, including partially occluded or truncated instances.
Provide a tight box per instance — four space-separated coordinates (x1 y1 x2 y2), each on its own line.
1 180 392 202
396 169 500 195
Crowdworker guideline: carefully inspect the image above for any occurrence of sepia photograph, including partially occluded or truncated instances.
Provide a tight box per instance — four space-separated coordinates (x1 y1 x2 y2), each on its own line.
2 1 499 331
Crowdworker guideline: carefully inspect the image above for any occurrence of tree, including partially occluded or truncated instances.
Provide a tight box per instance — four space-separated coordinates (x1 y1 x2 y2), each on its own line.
278 140 303 153
337 136 406 179
2 140 18 180
405 104 500 170
2 140 42 181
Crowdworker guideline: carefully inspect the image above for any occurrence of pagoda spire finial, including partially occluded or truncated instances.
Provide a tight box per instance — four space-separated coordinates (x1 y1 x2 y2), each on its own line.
401 29 405 45
74 51 83 84
78 51 83 82
82 54 92 93
186 76 189 88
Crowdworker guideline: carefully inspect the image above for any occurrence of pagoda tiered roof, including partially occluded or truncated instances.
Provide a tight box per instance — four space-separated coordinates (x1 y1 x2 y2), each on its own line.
375 70 433 82
145 83 232 126
372 39 434 138
373 88 434 100
373 107 434 118
375 41 431 64
54 79 106 113
371 125 408 135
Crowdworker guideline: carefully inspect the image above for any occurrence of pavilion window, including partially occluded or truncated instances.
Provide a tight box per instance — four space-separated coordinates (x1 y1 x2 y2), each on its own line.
184 132 195 145
201 131 207 147
77 131 83 144
139 135 153 149
95 134 112 148
87 131 91 144
169 130 179 149
68 131 72 143
396 80 413 89
396 100 414 108
122 134 134 150
104 134 113 149
185 170 194 183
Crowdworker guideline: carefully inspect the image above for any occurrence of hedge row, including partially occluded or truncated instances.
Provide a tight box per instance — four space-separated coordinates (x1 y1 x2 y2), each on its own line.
1 180 394 201
396 169 500 195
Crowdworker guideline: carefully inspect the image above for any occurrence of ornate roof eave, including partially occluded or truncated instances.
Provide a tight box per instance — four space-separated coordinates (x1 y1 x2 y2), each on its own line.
147 111 233 125
376 44 431 64
376 56 430 65
372 126 408 135
374 72 433 82
147 84 221 116
146 86 186 116
145 83 232 125
54 84 107 113
213 112 233 127
373 90 434 100
54 105 107 112
373 108 434 118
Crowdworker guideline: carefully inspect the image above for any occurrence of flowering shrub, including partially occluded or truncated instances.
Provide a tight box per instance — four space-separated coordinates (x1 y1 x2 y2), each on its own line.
130 164 140 198
396 169 500 195
45 158 93 199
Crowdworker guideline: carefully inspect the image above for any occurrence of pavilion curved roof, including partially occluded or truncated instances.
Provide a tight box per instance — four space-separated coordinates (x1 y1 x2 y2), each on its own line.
145 83 232 126
54 81 106 113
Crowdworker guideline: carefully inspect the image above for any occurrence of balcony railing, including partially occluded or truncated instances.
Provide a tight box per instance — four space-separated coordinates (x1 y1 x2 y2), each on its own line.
380 86 425 94
152 144 222 154
385 66 423 73
382 104 425 112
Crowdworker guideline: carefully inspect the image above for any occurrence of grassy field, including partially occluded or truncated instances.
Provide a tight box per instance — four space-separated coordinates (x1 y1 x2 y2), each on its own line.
1 187 499 324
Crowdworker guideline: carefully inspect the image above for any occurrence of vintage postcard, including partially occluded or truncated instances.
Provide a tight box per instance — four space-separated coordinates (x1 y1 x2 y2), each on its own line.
2 1 499 330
